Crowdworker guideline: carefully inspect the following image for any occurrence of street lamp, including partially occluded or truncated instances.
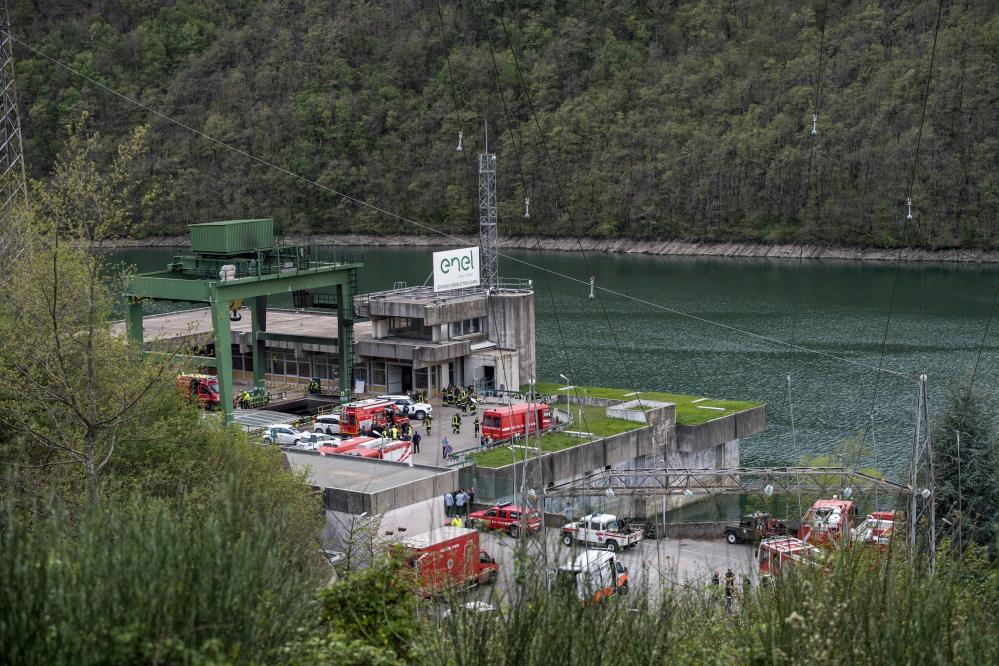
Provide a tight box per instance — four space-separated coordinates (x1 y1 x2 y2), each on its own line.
559 373 582 427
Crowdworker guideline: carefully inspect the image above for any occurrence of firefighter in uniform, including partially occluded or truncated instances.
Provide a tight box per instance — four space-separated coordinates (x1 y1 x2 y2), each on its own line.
451 413 461 435
470 398 477 415
425 414 432 436
473 417 480 438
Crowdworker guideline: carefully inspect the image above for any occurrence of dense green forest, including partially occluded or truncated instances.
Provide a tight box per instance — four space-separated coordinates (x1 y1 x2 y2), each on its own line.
10 0 999 247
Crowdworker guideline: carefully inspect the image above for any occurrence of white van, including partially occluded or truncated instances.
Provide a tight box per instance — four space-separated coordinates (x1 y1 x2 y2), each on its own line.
552 550 629 603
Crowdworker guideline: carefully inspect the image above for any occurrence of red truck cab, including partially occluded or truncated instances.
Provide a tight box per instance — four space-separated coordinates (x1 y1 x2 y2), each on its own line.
400 527 498 595
799 498 856 547
481 402 552 442
176 374 220 410
757 536 825 576
340 398 410 437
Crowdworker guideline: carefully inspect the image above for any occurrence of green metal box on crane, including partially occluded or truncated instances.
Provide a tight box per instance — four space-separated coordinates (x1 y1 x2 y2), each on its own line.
189 219 274 255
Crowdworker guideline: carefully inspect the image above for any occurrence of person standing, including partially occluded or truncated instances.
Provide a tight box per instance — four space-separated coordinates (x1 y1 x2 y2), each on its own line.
412 431 422 454
468 487 475 508
452 413 461 434
473 416 480 438
442 436 453 459
455 488 467 517
425 415 432 436
444 491 454 518
724 568 736 611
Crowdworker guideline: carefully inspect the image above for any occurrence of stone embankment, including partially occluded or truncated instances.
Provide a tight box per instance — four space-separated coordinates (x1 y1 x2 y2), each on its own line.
104 234 999 263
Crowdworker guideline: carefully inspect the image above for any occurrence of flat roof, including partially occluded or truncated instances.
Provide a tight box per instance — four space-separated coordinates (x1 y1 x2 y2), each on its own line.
110 307 373 342
285 450 450 494
401 526 476 549
366 285 485 306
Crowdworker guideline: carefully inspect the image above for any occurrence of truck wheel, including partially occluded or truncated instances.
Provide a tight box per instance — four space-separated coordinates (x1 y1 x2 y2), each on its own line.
487 569 498 585
292 439 300 446
726 531 739 545
509 526 520 539
561 534 573 547
605 540 619 553
416 410 426 420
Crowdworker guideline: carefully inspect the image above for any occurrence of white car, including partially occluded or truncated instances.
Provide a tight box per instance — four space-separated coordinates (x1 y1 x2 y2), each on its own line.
380 395 432 420
294 433 338 450
313 414 341 435
262 424 305 445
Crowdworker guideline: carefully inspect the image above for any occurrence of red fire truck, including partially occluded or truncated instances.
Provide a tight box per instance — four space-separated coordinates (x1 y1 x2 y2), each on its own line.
346 439 413 463
799 498 856 547
851 510 896 550
757 536 825 576
481 402 553 442
339 398 409 437
176 374 220 410
399 527 498 595
318 435 377 456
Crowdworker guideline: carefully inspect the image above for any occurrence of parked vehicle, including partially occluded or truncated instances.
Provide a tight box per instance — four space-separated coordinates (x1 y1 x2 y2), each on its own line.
318 435 377 456
346 438 413 463
552 550 629 603
561 513 643 552
262 424 305 445
468 502 542 538
292 433 338 450
340 398 409 437
724 511 794 544
313 413 341 435
380 394 433 420
176 374 220 410
399 527 498 595
480 402 553 443
851 510 896 550
799 498 856 547
757 536 825 576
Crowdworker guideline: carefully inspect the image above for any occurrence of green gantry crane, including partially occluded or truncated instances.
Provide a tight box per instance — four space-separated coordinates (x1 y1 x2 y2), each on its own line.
123 219 362 422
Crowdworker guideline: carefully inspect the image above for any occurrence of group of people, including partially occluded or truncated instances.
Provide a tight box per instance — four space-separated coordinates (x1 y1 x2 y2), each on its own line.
443 487 475 521
711 568 752 611
443 385 478 416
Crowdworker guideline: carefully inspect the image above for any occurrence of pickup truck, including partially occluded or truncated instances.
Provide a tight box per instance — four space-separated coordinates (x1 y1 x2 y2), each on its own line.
560 513 643 552
724 512 793 544
261 424 305 446
380 395 433 420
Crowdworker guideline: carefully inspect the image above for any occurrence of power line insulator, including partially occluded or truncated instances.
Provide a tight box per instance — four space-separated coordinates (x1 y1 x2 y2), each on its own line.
523 197 530 218
455 130 463 153
811 113 818 136
906 197 913 221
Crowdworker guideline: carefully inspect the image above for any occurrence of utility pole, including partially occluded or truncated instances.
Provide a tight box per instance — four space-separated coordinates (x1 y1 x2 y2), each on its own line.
0 0 28 217
478 120 498 291
907 373 936 572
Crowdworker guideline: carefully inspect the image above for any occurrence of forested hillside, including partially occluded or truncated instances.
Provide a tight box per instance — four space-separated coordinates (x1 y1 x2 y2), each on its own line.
11 0 999 247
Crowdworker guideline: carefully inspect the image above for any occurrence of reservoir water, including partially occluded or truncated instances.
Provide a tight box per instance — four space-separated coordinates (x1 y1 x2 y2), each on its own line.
111 246 999 482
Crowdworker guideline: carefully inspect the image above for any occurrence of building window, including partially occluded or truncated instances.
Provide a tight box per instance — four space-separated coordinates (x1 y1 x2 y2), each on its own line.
449 317 483 338
230 345 253 371
312 352 339 380
371 360 386 385
414 367 429 390
388 317 432 339
269 349 309 377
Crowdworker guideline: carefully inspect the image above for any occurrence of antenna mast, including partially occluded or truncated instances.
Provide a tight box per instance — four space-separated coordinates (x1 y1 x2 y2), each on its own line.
0 0 27 215
907 373 936 572
478 120 498 291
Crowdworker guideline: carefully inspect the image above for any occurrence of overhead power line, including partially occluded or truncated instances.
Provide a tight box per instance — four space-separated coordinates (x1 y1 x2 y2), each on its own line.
4 27 918 383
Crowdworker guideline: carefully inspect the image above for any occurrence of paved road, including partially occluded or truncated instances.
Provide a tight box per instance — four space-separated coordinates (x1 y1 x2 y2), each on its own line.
467 527 757 604
408 397 513 466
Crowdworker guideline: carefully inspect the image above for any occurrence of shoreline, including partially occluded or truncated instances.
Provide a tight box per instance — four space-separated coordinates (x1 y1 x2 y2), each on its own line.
104 235 999 264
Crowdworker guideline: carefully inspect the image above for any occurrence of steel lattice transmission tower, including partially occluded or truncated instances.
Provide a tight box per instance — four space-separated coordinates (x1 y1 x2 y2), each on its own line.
0 0 27 216
907 373 936 572
478 122 498 291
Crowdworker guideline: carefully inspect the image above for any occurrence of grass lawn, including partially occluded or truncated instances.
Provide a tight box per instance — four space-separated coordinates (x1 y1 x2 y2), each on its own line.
531 382 761 426
467 404 643 468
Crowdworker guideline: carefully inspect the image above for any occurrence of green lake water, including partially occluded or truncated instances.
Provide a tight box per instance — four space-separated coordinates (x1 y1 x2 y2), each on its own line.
111 246 999 483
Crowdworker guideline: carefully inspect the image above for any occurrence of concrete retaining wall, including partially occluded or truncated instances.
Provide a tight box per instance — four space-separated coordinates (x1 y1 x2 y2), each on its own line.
676 405 766 453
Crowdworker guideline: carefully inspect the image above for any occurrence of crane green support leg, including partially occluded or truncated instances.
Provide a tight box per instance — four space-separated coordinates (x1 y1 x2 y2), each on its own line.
211 298 234 424
125 299 144 348
251 295 267 389
337 281 354 401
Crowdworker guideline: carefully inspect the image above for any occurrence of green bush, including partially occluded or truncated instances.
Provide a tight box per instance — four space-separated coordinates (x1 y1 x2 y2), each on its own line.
0 483 325 665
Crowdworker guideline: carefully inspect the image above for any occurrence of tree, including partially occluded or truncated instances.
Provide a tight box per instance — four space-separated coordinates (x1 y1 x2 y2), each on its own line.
0 118 176 501
935 388 998 556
